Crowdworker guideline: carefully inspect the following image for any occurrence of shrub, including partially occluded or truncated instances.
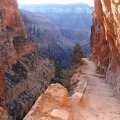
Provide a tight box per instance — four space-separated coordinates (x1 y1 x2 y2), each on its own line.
71 43 84 64
52 43 86 89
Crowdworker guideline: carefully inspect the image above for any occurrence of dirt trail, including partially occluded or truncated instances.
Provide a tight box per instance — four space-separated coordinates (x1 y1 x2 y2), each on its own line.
72 58 120 120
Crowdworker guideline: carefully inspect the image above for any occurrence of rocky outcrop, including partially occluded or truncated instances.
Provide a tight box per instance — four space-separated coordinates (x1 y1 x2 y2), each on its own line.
24 77 88 120
0 0 27 37
24 84 72 120
0 0 55 119
91 0 120 96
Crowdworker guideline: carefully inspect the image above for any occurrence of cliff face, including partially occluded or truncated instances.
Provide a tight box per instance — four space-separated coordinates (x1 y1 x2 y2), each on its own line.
91 0 120 96
0 0 27 37
21 10 71 68
0 65 6 103
20 4 93 67
0 0 55 119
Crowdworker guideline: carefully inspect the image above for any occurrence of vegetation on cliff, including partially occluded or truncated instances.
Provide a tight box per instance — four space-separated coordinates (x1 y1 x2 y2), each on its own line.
51 43 85 89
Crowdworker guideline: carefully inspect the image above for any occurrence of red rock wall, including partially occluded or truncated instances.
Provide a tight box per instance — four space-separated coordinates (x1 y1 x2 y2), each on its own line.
14 42 36 59
0 65 7 104
91 18 109 67
91 0 120 96
0 0 27 37
0 0 55 119
0 0 28 70
0 32 17 70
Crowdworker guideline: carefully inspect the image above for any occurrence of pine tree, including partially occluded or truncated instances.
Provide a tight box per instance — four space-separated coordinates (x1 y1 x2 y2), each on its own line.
55 64 62 78
71 43 84 64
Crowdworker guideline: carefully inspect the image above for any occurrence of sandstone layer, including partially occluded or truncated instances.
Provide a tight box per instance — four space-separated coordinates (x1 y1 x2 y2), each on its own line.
0 0 55 119
24 84 72 120
91 0 120 96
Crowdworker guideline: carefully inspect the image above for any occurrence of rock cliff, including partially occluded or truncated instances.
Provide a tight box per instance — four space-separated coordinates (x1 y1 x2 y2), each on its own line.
21 10 71 67
91 0 120 96
0 0 55 119
20 4 94 67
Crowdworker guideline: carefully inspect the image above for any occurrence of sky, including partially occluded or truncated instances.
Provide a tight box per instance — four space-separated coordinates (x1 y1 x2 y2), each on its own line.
18 0 94 6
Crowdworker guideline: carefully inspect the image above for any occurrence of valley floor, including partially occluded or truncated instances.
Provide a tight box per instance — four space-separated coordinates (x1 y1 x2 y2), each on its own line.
72 58 120 120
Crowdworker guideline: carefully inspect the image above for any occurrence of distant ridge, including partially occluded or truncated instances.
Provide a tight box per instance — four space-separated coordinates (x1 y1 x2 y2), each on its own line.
19 3 94 13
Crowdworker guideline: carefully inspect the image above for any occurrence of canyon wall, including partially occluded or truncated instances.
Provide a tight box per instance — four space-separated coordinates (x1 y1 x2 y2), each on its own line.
91 0 120 96
0 0 55 119
21 10 71 68
20 4 93 68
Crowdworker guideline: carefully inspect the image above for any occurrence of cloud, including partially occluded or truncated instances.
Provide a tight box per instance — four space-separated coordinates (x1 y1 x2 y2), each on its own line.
18 0 94 6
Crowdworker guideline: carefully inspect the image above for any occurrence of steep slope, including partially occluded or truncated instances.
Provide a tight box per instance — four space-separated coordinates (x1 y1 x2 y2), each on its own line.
21 10 71 67
39 4 92 48
20 4 93 66
0 0 55 119
91 0 120 96
20 4 93 58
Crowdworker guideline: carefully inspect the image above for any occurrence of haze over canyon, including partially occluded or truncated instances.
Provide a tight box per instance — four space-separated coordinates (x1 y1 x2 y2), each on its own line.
19 3 93 67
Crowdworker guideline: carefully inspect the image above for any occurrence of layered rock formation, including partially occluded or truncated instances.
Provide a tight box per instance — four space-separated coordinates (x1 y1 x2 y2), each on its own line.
20 4 94 67
21 10 71 67
0 0 55 119
91 0 120 96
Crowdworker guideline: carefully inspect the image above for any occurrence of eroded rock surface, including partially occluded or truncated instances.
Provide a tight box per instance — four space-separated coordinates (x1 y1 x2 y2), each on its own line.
91 0 120 96
0 107 8 120
0 0 55 119
23 84 72 120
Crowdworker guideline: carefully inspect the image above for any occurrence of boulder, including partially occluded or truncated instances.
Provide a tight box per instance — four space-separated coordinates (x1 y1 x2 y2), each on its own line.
50 109 72 120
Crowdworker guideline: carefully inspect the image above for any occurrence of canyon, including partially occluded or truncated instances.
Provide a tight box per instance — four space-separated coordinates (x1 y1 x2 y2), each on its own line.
1 0 120 120
20 10 71 67
19 4 93 67
23 0 120 119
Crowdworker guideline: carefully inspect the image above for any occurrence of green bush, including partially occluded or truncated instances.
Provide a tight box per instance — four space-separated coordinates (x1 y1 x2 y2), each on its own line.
71 43 84 64
54 64 62 78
